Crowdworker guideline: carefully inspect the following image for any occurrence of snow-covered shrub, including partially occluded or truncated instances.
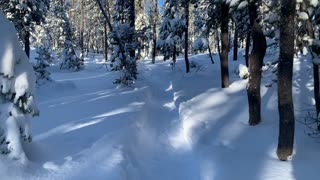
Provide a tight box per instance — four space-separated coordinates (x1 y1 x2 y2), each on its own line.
110 0 138 86
47 1 83 71
237 64 249 79
33 24 53 85
193 37 209 52
34 46 52 85
0 12 38 162
60 40 84 71
157 0 185 62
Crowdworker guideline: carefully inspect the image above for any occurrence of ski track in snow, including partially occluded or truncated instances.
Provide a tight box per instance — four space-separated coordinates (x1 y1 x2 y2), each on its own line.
1 52 320 180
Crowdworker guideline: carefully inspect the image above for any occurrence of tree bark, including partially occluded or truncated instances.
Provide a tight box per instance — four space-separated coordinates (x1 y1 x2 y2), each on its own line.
128 0 135 58
216 29 221 58
104 21 108 62
245 31 250 67
184 0 190 73
173 45 177 65
208 38 214 64
277 0 296 161
220 3 230 88
152 0 158 64
233 22 238 61
24 30 30 58
247 1 267 125
80 0 84 58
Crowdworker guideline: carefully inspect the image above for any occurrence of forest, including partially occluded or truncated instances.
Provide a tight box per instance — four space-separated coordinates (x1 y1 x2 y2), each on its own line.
0 0 319 179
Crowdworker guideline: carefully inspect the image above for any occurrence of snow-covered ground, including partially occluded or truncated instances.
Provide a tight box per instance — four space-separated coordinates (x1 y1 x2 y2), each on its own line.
1 50 320 180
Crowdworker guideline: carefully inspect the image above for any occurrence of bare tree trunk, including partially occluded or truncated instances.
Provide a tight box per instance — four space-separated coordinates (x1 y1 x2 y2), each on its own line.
80 0 85 59
220 2 230 88
173 45 177 65
247 1 267 125
184 0 190 73
129 0 135 58
245 31 250 67
233 22 238 61
216 30 221 58
152 0 158 64
208 38 214 64
104 21 108 62
24 30 30 58
277 0 296 161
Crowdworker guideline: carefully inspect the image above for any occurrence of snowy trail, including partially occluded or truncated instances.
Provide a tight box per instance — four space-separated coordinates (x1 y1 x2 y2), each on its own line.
1 53 320 180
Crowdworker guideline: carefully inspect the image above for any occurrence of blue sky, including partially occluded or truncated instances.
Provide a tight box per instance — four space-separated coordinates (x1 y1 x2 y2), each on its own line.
159 0 164 7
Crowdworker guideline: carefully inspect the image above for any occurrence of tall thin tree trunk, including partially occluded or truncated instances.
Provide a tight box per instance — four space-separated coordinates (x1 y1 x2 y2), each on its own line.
208 38 214 64
233 22 238 61
245 31 250 67
247 1 267 125
216 30 221 58
314 53 320 115
184 0 190 73
220 3 230 88
277 0 296 161
104 21 108 62
24 30 30 58
129 0 135 58
173 45 176 65
80 0 84 58
152 0 158 64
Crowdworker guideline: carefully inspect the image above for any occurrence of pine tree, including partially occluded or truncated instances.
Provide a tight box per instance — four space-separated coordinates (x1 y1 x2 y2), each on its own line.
109 0 138 85
0 12 38 161
33 23 52 85
158 0 184 66
0 0 49 58
51 0 83 70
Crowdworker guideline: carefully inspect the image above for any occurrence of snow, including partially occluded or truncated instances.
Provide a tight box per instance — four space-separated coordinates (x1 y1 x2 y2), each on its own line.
0 12 21 78
237 64 249 79
0 47 319 180
193 37 209 51
0 12 38 162
229 0 240 7
309 0 319 7
237 1 248 10
298 12 309 20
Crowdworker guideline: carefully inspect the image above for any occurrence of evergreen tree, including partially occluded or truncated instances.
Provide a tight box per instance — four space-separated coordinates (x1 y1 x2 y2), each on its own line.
33 23 52 85
0 12 38 161
110 0 138 85
0 0 49 58
49 0 83 70
158 0 184 66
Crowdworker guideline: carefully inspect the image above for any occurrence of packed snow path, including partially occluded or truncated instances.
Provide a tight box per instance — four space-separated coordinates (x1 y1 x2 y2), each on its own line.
1 53 320 180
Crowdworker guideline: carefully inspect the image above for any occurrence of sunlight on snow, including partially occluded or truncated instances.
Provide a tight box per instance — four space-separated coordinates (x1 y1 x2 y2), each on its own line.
93 102 144 119
163 101 176 110
63 118 104 133
55 72 110 82
165 82 173 92
35 103 144 141
260 147 295 180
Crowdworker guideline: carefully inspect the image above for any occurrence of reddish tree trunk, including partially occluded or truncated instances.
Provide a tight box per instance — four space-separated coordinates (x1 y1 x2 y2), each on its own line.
277 0 296 161
220 3 230 88
247 1 267 125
